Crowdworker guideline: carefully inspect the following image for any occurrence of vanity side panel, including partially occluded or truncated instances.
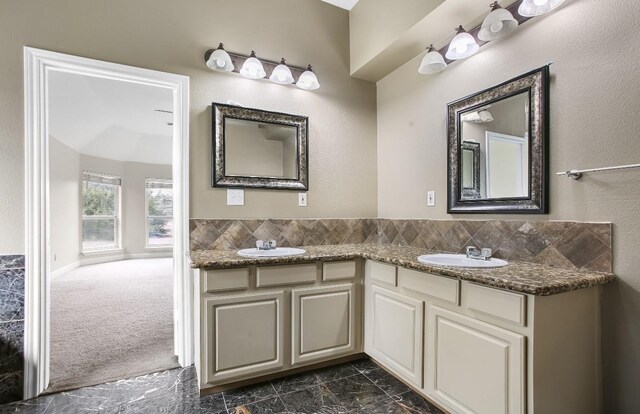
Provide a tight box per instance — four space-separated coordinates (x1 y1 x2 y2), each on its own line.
532 286 601 414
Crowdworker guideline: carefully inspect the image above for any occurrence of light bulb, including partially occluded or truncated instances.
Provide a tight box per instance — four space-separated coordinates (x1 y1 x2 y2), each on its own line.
215 59 225 68
269 58 295 85
446 26 479 60
478 3 519 42
206 43 234 72
456 44 468 54
296 65 320 90
491 21 504 33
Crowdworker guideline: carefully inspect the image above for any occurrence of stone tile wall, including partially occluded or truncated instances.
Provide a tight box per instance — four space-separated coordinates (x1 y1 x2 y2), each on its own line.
190 219 612 272
0 255 24 404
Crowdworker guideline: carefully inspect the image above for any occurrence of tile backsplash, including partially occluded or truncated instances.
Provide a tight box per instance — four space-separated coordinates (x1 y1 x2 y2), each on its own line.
0 255 25 404
190 218 612 273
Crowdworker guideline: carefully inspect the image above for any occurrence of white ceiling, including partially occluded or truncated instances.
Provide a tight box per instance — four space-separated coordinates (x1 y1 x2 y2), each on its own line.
48 71 173 165
322 0 359 10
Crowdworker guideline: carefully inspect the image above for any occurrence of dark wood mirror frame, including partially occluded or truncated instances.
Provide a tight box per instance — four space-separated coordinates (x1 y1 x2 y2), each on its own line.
212 103 309 190
447 65 550 214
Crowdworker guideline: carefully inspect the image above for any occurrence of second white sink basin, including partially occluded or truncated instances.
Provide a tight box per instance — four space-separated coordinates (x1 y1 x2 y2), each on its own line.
418 254 508 268
237 247 306 258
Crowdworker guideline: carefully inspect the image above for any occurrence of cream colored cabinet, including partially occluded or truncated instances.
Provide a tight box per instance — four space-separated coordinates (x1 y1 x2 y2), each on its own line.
203 290 285 384
426 305 525 414
365 284 423 387
291 283 356 366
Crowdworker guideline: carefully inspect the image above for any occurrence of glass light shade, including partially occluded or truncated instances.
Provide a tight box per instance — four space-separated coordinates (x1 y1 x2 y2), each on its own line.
296 65 320 90
518 0 566 17
418 45 447 74
446 27 480 60
478 7 519 41
269 59 294 85
239 51 266 79
206 43 234 72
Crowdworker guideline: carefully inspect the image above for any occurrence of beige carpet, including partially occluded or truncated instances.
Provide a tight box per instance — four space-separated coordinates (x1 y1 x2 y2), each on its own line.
48 258 179 393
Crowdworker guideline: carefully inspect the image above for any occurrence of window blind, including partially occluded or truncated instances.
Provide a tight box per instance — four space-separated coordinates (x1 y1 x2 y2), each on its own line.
82 171 121 186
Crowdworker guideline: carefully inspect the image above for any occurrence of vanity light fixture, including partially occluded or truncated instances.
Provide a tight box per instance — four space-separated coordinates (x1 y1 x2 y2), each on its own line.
446 26 480 60
269 58 295 85
518 0 566 17
418 44 447 74
205 43 234 72
239 51 267 79
296 65 320 90
478 2 519 42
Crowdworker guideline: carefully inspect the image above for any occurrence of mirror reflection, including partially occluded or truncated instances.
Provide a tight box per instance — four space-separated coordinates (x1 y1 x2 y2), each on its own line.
225 118 298 179
459 92 529 200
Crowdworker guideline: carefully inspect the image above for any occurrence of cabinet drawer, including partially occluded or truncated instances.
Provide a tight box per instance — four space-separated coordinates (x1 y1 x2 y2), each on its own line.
204 268 249 293
462 282 527 326
397 268 459 305
257 264 317 287
323 261 356 281
368 261 397 286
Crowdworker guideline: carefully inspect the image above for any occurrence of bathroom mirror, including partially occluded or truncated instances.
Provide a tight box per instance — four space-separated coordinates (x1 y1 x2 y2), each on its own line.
212 103 308 190
447 65 549 213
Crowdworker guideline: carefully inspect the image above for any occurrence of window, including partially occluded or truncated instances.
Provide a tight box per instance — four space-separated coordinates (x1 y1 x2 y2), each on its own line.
82 172 121 252
146 178 173 247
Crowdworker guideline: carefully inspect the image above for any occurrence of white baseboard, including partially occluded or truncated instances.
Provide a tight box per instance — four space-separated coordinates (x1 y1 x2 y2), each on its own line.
125 252 173 259
51 261 80 280
80 253 126 267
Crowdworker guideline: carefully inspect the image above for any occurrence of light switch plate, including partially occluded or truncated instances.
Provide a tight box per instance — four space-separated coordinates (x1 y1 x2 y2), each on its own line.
427 190 435 207
227 189 245 206
298 192 307 207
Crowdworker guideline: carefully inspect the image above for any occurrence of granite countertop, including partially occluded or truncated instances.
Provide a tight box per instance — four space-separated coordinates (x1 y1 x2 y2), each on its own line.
189 244 615 296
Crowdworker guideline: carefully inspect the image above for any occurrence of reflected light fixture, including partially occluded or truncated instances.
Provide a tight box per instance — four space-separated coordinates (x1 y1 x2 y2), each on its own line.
296 65 320 90
478 2 519 42
269 58 295 85
206 43 234 72
239 51 266 79
446 26 480 60
418 44 447 74
518 0 567 17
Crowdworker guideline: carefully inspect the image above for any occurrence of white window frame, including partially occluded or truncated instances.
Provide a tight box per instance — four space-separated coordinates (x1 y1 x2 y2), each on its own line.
145 178 173 249
81 171 122 254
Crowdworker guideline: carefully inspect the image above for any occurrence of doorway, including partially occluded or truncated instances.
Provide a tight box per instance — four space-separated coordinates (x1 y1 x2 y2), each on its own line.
24 48 192 398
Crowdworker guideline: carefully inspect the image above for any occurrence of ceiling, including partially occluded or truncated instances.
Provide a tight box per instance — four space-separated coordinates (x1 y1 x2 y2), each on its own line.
48 71 173 165
322 0 359 10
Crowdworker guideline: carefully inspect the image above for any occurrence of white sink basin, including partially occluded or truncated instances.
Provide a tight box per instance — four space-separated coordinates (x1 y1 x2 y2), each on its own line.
417 254 508 268
237 247 306 258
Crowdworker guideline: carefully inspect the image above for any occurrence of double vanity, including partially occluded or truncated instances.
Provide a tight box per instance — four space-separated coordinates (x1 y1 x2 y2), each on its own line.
190 244 614 414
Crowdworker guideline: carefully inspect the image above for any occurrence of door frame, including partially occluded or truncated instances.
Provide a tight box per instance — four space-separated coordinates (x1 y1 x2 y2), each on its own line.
23 47 192 399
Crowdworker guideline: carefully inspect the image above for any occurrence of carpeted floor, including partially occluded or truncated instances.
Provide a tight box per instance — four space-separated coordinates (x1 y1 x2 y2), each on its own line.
48 258 179 393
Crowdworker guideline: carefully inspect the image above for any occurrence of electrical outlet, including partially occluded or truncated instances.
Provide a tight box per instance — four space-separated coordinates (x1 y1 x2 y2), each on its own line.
427 190 435 207
298 192 307 207
227 189 245 206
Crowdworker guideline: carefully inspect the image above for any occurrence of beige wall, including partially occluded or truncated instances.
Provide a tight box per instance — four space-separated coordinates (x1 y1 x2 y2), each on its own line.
49 138 81 272
0 0 378 253
49 142 172 266
349 0 444 73
377 1 640 411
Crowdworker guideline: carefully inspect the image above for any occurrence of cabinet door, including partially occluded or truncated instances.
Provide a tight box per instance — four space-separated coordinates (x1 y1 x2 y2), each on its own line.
365 284 423 387
426 305 525 414
203 291 285 384
291 283 356 365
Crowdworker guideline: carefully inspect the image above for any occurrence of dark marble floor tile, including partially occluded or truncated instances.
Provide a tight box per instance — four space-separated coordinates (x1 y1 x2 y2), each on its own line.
350 359 382 376
271 371 320 395
0 371 25 407
233 396 289 414
0 394 53 414
108 367 197 406
361 369 409 397
313 364 359 384
349 398 409 414
199 393 226 413
223 382 277 411
279 385 346 414
323 374 387 411
0 257 24 271
0 321 24 375
393 392 444 414
0 269 24 322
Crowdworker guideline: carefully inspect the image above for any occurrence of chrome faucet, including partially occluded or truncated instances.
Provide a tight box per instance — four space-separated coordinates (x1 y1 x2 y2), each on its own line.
466 246 493 261
256 240 277 250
